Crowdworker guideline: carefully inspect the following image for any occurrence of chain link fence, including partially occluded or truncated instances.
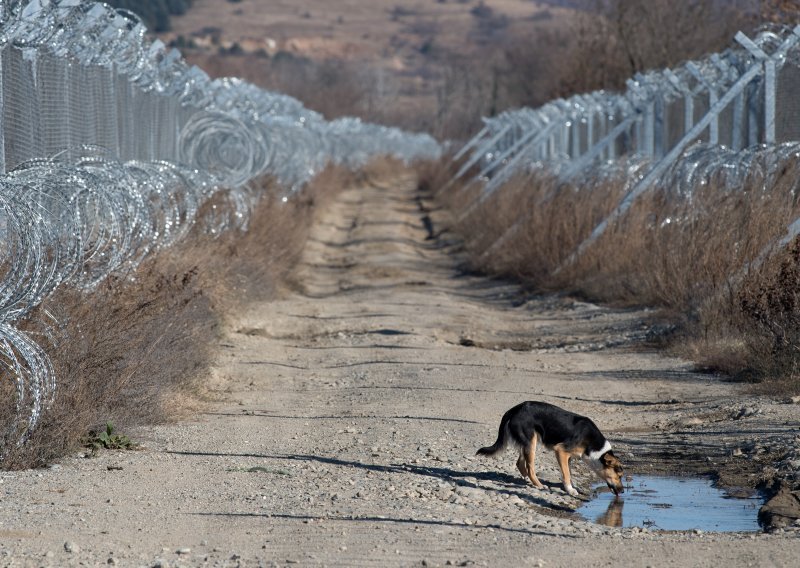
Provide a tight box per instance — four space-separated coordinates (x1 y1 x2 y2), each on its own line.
0 0 441 452
452 25 800 269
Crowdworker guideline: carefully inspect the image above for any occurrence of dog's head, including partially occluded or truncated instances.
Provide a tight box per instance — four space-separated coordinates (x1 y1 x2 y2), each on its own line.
598 451 624 495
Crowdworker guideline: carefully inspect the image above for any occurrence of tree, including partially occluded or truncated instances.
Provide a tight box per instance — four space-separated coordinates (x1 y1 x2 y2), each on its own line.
759 0 800 23
554 0 752 96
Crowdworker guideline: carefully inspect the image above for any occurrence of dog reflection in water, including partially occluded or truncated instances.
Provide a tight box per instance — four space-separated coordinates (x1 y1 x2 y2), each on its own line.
595 496 624 527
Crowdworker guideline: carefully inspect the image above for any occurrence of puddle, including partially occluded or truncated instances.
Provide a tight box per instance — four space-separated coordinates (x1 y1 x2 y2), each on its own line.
577 475 764 532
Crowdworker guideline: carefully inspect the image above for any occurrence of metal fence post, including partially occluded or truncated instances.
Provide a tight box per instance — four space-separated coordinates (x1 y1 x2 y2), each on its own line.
453 124 512 180
557 61 765 272
733 90 745 150
0 45 4 175
765 59 776 143
454 125 488 161
687 62 719 145
747 79 760 146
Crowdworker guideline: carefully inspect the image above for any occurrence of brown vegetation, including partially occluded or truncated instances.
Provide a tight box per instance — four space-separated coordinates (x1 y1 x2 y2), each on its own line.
418 2 800 392
1 166 357 469
555 0 752 96
424 154 800 394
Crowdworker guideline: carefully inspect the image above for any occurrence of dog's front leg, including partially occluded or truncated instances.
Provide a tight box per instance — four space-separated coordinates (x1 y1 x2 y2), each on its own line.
554 448 579 497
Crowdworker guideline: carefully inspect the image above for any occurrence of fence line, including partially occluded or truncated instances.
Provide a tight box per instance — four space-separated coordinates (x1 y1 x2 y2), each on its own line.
451 25 800 269
0 0 441 453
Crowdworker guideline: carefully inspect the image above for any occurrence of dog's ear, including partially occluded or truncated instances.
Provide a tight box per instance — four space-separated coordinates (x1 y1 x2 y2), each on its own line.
602 451 621 466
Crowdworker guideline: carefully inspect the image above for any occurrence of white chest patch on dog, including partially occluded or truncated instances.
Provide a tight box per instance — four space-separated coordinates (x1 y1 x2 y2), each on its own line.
587 440 612 461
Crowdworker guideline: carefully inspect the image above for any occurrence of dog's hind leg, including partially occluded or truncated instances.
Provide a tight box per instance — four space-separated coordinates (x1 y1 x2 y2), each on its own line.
524 433 545 490
554 446 579 497
516 451 527 479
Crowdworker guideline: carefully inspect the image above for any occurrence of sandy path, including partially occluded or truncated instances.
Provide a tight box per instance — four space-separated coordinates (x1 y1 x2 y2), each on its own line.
1 171 798 567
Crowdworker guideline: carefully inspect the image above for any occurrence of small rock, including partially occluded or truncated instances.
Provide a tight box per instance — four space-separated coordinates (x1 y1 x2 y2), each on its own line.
176 548 191 555
734 406 758 420
789 395 800 404
151 559 169 568
732 448 743 457
693 529 703 535
107 558 117 565
64 541 79 554
454 486 479 499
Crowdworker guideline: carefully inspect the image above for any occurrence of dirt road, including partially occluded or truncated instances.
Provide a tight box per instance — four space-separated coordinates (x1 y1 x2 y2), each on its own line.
1 171 799 567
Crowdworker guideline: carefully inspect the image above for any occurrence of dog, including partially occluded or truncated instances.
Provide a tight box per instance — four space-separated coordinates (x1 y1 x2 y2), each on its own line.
476 401 624 497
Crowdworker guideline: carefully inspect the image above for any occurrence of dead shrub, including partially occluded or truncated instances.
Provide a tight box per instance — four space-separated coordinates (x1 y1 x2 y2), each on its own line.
431 153 800 393
434 166 629 293
359 157 413 187
0 166 354 468
736 236 800 393
2 265 216 469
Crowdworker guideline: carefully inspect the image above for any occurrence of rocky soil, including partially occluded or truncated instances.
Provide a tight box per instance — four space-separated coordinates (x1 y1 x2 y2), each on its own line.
0 170 798 567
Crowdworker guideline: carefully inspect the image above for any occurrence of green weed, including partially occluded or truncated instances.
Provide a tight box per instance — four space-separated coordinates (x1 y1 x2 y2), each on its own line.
84 422 136 453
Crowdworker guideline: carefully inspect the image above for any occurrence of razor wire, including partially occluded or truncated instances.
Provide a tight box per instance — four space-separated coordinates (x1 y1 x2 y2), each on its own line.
451 25 800 271
0 0 442 454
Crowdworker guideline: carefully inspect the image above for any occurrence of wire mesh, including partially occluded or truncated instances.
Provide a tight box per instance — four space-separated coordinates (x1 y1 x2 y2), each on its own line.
452 25 800 271
0 0 442 453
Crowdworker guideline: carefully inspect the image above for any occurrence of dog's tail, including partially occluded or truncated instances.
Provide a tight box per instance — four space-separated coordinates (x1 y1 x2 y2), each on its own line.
476 407 514 457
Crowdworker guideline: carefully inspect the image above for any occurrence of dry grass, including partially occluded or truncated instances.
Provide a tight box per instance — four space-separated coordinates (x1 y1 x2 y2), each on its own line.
426 155 800 394
0 166 355 469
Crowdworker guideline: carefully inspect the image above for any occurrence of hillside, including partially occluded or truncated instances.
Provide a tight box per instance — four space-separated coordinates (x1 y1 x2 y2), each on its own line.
159 0 577 136
158 1 761 138
162 0 571 61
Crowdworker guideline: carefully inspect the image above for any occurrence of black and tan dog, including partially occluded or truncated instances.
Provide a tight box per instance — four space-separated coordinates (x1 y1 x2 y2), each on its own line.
477 401 624 497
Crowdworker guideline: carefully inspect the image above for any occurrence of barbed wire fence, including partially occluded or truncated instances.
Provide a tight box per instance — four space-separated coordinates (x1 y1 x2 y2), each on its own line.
452 25 800 271
0 0 441 453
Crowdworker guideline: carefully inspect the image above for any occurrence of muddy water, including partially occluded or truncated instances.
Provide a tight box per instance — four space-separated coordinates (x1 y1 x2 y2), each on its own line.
577 475 764 532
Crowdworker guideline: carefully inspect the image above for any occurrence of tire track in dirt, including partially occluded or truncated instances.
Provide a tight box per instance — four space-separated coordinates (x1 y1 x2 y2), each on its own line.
199 172 800 566
1 171 798 566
